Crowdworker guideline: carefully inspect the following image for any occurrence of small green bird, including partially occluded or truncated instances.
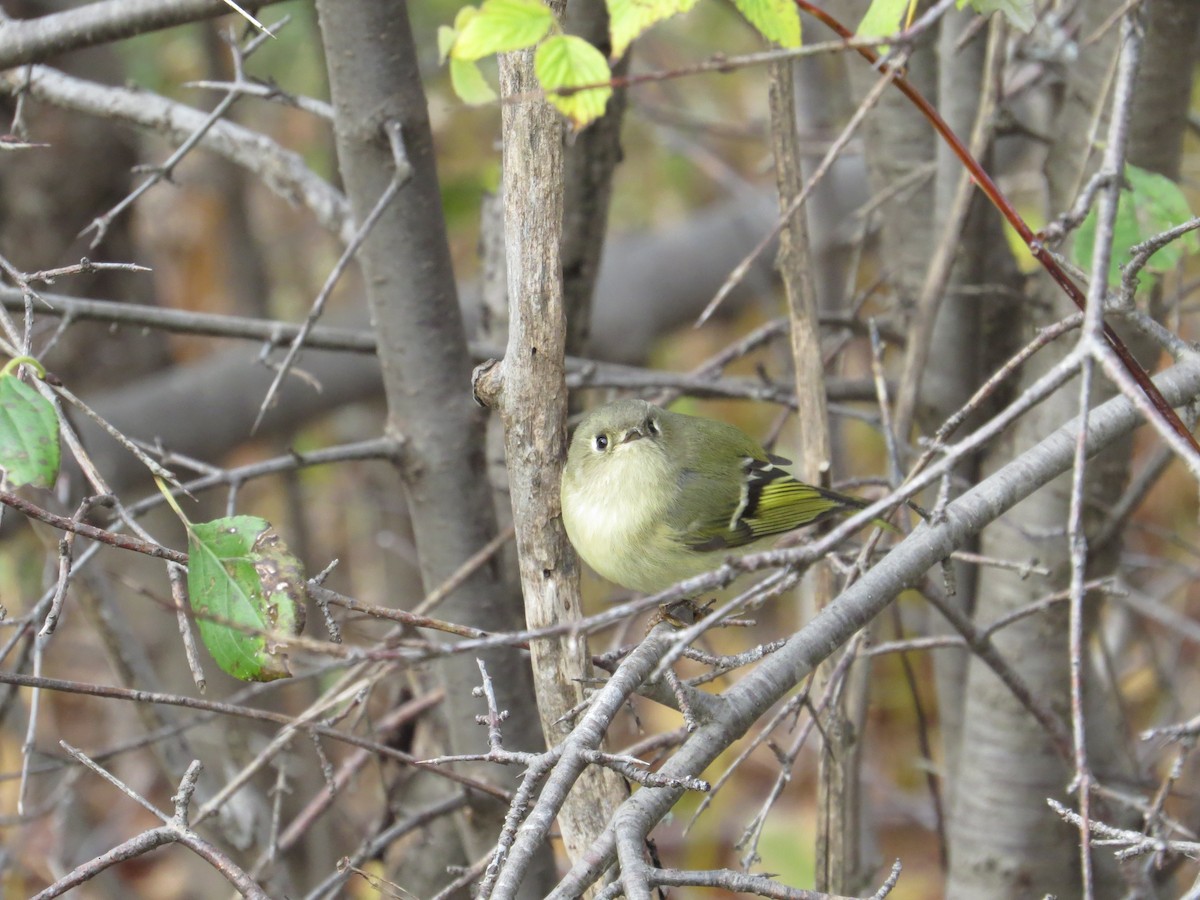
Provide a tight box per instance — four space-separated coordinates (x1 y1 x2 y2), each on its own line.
560 399 883 594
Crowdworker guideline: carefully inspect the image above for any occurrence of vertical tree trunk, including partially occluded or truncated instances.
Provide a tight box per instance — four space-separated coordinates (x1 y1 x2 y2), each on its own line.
768 54 858 894
315 2 554 895
481 4 627 890
919 10 1022 812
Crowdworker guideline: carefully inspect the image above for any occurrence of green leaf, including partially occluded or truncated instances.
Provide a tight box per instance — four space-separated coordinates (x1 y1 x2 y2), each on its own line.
857 0 911 38
438 25 458 65
607 0 700 60
188 516 307 682
0 374 59 488
730 0 801 47
450 57 498 105
1073 165 1199 287
957 0 1036 32
535 35 613 129
451 0 556 61
454 4 480 30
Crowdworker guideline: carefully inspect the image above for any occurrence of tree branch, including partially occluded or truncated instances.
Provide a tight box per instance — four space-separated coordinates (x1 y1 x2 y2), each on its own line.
0 0 287 69
0 65 351 244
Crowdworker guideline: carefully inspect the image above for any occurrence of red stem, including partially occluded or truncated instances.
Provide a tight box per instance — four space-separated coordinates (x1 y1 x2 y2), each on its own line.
797 1 1199 454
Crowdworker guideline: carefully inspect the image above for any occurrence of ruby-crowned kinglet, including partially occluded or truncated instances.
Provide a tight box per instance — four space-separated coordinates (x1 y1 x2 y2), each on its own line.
561 399 883 593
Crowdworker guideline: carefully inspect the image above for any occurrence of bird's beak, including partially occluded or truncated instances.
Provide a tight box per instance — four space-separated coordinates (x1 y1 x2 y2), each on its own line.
620 426 644 445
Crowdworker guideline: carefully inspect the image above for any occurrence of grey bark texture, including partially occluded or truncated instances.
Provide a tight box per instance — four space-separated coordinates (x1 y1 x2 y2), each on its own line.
561 0 627 359
313 2 553 895
473 1 626 888
842 4 937 318
767 53 854 895
921 10 1023 815
0 0 289 69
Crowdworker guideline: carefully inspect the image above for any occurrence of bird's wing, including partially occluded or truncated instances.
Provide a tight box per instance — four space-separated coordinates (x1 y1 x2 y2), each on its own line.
680 459 868 551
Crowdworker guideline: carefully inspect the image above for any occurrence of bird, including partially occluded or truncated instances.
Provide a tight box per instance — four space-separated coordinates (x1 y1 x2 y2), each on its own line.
560 398 888 594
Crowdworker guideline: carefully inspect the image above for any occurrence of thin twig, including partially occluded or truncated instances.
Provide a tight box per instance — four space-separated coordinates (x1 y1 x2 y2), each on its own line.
252 117 412 432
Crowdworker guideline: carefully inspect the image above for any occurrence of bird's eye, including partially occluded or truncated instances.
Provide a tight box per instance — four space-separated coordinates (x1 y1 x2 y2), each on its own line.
647 417 660 436
594 434 609 451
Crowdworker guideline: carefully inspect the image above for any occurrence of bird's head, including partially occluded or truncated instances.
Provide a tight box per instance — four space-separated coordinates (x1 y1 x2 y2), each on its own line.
566 399 669 482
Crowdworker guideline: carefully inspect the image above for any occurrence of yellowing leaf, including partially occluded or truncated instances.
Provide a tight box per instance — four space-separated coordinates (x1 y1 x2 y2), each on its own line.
454 4 479 30
438 25 458 64
452 0 556 61
607 0 700 60
450 57 498 105
958 0 1036 32
857 0 911 38
535 35 613 129
731 0 801 47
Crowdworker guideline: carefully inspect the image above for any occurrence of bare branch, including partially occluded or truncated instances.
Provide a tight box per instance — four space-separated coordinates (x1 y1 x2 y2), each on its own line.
0 0 289 69
0 66 352 243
